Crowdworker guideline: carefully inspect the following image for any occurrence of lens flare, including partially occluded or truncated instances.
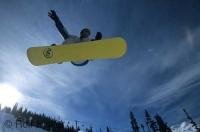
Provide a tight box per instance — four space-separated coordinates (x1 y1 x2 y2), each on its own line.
0 83 22 108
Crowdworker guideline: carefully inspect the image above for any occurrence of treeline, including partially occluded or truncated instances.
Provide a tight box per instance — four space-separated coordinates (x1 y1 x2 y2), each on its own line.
0 104 199 132
0 103 85 132
129 109 200 132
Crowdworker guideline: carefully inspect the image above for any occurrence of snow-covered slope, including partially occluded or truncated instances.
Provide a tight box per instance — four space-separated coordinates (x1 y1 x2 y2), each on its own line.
171 121 198 132
0 112 47 132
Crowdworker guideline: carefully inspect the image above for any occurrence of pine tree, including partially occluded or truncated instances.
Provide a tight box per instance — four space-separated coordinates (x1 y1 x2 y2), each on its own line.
141 124 145 132
106 126 110 132
183 109 200 132
23 108 28 115
145 110 159 132
86 126 93 132
18 106 23 115
99 128 102 132
2 107 11 113
154 114 172 132
130 111 140 132
11 103 18 115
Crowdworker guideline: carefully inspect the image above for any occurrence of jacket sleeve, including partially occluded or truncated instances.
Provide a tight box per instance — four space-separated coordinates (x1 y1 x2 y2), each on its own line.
54 18 69 40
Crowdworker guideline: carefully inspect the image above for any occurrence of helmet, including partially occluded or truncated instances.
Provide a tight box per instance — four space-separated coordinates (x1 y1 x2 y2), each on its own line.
80 28 91 38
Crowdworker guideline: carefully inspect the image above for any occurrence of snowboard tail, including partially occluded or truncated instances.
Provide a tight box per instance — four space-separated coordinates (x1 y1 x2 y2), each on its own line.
27 37 127 66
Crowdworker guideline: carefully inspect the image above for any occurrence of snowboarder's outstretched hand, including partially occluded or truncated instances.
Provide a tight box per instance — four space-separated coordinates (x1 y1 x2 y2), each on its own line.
48 10 59 21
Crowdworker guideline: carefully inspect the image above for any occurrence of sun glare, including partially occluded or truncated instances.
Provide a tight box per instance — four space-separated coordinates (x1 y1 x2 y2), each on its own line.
0 83 22 108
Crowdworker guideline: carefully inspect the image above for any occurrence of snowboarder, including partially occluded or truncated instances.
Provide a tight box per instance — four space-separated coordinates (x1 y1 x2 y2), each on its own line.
48 10 102 66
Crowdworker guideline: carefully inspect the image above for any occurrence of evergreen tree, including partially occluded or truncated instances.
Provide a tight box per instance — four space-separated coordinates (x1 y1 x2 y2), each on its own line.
183 109 200 132
145 110 159 132
130 111 140 132
23 108 28 115
141 124 145 132
18 106 23 116
99 128 102 132
2 107 11 113
86 126 93 132
154 114 172 132
11 102 18 115
106 126 110 132
2 103 85 132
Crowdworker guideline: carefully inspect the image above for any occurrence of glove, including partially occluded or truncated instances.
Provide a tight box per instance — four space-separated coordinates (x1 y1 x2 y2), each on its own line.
48 10 59 21
95 32 102 40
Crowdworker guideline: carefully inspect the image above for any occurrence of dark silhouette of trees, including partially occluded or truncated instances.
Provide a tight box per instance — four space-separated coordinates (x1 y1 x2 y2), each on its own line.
86 126 93 132
129 110 174 132
11 103 18 115
130 111 140 132
141 124 145 132
183 109 200 132
154 114 172 132
1 102 200 132
2 106 11 113
106 126 111 132
145 110 159 132
0 103 92 132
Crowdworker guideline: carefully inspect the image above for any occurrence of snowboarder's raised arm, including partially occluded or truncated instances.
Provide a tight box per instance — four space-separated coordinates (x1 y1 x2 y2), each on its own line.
48 10 69 40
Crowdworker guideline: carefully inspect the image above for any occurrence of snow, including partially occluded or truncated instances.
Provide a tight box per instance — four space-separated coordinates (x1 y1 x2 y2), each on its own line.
1 111 199 132
0 112 47 132
171 121 198 132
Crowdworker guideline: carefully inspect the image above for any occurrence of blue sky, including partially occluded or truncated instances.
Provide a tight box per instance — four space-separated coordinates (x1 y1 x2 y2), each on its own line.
0 0 200 131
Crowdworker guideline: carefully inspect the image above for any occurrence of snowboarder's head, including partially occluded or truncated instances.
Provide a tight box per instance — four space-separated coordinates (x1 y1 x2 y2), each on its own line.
80 28 91 38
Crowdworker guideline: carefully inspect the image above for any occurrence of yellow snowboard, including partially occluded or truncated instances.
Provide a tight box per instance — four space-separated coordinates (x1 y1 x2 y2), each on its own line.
27 37 127 66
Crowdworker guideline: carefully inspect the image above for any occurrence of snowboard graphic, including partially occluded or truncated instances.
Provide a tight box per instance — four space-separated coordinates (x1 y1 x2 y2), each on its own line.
27 37 127 66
